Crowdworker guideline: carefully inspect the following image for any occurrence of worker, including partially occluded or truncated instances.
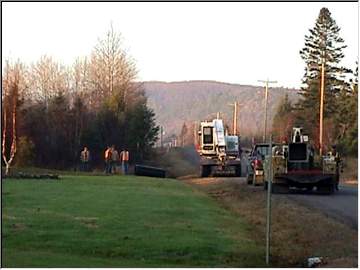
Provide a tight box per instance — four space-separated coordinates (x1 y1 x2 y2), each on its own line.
104 146 112 174
120 149 129 175
331 145 342 190
80 146 91 171
309 145 315 169
111 145 119 174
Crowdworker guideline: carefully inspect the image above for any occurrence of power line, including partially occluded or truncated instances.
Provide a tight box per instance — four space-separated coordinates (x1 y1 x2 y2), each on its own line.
258 79 277 142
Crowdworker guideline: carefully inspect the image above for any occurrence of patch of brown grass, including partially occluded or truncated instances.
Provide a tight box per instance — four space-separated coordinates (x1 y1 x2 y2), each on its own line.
184 178 358 267
323 257 358 268
3 214 17 220
10 223 27 231
186 177 225 186
74 217 99 229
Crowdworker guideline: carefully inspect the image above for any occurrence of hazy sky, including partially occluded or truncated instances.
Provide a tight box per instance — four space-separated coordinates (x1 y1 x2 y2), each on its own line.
2 2 358 88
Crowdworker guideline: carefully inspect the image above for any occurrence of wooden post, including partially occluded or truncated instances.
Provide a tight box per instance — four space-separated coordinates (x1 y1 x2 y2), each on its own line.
234 101 237 135
264 82 269 142
319 62 325 156
229 102 238 135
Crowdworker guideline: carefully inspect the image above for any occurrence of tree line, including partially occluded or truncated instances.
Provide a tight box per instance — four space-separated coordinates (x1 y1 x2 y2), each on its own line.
2 26 159 173
272 7 358 156
170 8 357 157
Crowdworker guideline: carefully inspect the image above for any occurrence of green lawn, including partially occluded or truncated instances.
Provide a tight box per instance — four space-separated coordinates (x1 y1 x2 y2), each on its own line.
2 175 264 267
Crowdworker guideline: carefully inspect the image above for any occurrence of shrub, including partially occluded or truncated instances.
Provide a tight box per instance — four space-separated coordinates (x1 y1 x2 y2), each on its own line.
16 136 35 167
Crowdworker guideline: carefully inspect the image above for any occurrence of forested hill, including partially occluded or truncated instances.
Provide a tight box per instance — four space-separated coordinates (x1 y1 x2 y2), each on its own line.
143 80 300 138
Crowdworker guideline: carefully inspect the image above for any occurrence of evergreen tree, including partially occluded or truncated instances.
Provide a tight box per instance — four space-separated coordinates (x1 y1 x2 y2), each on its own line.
336 62 358 155
297 7 350 147
126 101 159 161
272 94 294 142
47 93 73 168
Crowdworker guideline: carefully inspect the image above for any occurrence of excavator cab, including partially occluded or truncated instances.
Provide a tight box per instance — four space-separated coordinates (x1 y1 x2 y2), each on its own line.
198 118 241 177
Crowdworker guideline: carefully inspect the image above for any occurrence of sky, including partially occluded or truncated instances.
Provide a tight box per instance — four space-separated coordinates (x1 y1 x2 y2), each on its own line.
2 2 358 88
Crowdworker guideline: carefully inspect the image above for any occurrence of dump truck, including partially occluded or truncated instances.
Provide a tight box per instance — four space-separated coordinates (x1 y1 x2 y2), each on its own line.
197 118 242 177
264 127 340 194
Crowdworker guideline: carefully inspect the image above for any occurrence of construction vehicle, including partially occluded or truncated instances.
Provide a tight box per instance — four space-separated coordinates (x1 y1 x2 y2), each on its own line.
197 118 242 177
263 127 339 194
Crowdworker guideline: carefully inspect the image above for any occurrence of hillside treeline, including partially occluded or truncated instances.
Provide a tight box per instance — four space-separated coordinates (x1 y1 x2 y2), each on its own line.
272 8 358 156
144 81 298 138
2 27 159 171
172 8 357 157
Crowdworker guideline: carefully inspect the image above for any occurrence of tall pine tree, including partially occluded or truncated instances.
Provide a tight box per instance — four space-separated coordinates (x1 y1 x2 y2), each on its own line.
297 7 350 149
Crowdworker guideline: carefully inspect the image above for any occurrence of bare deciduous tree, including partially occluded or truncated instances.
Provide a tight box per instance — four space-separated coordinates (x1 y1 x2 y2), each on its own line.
2 61 25 175
29 55 69 106
89 25 137 109
73 57 90 96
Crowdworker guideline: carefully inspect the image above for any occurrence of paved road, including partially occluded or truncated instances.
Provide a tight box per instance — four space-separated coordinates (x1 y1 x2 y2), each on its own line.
181 146 249 176
278 185 358 229
230 176 358 229
239 154 357 229
180 147 357 229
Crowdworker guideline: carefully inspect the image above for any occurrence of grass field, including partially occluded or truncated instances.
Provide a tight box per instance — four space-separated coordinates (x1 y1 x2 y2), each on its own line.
2 175 264 267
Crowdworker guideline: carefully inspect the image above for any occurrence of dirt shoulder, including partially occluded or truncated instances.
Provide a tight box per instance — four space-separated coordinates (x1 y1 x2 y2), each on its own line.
183 177 358 267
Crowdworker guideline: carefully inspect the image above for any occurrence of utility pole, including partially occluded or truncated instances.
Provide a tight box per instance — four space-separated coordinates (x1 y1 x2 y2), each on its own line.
266 134 273 265
258 79 277 142
318 33 327 157
319 61 325 156
160 126 163 148
228 102 238 135
193 121 198 146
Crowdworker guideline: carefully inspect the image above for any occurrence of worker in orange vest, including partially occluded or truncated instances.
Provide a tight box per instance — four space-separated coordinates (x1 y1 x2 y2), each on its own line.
104 146 112 174
120 149 129 175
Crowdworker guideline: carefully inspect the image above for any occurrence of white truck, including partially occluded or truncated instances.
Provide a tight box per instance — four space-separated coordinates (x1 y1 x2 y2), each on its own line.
197 118 242 177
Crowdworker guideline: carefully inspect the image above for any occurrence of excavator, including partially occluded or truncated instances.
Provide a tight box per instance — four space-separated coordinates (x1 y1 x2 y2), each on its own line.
197 117 242 177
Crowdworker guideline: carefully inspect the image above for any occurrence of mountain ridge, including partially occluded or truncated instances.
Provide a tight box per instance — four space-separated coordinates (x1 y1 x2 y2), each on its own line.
141 79 296 89
142 80 300 138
